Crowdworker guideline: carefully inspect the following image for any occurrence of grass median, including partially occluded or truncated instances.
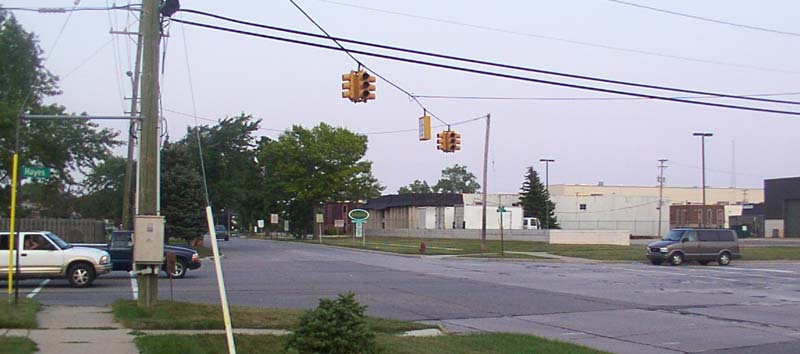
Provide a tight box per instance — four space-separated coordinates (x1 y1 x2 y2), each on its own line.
0 337 37 354
113 300 431 333
292 236 800 261
135 333 608 354
0 298 40 328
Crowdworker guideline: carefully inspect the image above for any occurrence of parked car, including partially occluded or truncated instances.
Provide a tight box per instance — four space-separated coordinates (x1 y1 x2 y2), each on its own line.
204 225 229 241
81 231 201 278
647 228 740 266
0 231 113 288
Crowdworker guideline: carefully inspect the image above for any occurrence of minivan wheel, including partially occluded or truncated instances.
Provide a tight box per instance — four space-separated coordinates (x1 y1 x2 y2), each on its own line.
669 252 684 266
650 260 662 265
698 260 710 266
718 252 731 266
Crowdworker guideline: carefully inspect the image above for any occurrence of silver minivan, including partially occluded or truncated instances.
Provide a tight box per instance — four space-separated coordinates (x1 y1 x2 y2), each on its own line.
646 229 740 266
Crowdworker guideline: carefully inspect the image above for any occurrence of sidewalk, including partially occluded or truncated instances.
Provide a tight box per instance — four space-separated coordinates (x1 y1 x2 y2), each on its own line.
8 306 139 354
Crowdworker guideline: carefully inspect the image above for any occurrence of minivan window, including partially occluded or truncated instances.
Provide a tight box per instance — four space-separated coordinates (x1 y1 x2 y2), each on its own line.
683 231 698 242
718 231 735 242
663 230 684 241
699 231 719 242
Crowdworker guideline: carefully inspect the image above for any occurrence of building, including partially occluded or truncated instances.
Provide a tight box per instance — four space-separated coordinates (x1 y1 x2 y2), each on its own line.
764 177 800 238
319 202 363 234
669 204 726 229
730 203 765 237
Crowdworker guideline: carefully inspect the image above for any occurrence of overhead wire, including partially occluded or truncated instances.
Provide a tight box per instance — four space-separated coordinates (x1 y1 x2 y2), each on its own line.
178 8 800 107
606 0 800 38
285 0 450 126
168 17 800 117
412 91 800 101
316 0 800 75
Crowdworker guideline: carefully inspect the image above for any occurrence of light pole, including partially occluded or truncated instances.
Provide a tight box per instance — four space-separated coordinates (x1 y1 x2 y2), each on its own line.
657 159 668 237
539 159 555 230
693 132 713 228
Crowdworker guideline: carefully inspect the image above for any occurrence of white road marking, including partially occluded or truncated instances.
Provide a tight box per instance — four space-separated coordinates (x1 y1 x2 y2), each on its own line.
606 266 740 282
722 266 797 274
26 279 50 299
129 271 138 300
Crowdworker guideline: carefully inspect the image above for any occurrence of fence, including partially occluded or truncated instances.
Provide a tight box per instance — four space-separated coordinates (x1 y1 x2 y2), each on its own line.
0 218 106 243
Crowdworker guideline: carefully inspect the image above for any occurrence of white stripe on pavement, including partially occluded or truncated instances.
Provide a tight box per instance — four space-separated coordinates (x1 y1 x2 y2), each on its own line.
26 279 50 299
722 266 796 274
129 271 138 300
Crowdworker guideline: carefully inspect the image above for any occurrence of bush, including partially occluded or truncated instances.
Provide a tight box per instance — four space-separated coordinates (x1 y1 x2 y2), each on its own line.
285 293 379 354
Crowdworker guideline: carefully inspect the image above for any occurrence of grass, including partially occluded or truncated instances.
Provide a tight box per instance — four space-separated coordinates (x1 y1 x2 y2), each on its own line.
135 333 608 354
0 337 37 354
113 300 431 333
0 299 40 328
294 236 800 261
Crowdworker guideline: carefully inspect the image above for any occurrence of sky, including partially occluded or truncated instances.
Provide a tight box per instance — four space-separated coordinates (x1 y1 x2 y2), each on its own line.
4 0 799 194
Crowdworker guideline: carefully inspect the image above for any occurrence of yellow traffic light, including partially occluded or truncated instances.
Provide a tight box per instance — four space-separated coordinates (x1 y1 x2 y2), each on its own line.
449 131 461 151
341 71 357 102
436 131 447 151
357 70 376 102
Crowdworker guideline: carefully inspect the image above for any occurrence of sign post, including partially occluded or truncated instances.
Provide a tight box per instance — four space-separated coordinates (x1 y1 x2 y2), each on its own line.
347 209 370 248
497 206 507 257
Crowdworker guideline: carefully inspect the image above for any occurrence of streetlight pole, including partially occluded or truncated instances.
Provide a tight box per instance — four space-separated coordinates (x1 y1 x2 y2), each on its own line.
539 159 554 230
657 159 668 237
693 132 713 228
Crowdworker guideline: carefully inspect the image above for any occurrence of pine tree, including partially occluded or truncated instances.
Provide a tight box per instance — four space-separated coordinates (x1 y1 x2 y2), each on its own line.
519 167 559 229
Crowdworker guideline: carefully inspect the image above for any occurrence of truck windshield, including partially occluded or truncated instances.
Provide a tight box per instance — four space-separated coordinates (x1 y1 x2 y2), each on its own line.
662 230 684 242
45 232 71 249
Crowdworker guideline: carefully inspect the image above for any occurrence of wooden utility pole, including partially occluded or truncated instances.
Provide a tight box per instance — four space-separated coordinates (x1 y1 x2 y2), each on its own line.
480 114 490 251
657 159 668 237
136 0 162 307
120 29 144 230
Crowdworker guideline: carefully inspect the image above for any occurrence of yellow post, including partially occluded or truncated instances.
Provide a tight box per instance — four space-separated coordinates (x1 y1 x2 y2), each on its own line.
7 154 19 299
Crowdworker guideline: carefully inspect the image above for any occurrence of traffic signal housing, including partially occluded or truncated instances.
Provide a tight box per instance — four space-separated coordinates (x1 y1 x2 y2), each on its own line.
436 131 447 151
448 131 461 152
357 70 376 102
341 71 357 102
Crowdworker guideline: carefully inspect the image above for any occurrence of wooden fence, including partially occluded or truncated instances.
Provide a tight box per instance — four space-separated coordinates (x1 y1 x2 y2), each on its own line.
0 218 107 243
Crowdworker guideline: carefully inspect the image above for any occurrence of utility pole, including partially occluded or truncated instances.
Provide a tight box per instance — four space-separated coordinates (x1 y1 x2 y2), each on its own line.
693 132 713 228
539 159 555 231
135 0 164 307
480 114 490 252
120 28 144 230
657 159 668 237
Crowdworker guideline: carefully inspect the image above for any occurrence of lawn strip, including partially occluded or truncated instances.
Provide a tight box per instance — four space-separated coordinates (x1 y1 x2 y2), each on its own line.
0 337 37 354
0 299 39 328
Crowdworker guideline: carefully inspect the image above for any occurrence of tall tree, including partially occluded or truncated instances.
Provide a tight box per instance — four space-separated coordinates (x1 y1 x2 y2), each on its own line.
432 164 480 193
519 166 559 229
398 180 432 194
160 142 206 242
259 123 384 236
0 10 120 215
74 156 126 222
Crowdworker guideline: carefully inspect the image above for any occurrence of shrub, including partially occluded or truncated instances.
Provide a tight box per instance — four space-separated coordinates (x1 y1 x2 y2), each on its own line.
285 292 379 354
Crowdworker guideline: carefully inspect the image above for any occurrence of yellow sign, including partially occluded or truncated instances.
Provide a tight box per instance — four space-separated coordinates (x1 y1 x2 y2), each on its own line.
419 115 431 141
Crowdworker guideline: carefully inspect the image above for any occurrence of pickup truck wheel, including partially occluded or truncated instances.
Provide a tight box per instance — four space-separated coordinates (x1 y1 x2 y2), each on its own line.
68 263 95 288
166 259 187 278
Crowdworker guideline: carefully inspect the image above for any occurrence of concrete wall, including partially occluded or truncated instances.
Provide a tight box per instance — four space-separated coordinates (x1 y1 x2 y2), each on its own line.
765 219 784 238
553 195 666 236
462 193 521 207
547 230 630 246
462 205 523 229
364 228 630 245
549 184 762 204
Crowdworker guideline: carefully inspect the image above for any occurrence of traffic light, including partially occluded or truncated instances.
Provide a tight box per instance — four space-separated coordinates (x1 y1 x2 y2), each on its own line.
436 131 447 151
357 70 376 102
341 71 357 102
449 131 461 151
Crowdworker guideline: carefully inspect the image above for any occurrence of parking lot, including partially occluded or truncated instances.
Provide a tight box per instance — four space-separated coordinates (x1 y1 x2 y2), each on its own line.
5 237 800 354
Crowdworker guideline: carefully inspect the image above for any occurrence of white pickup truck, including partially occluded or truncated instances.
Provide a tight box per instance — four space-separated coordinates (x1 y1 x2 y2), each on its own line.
0 231 113 288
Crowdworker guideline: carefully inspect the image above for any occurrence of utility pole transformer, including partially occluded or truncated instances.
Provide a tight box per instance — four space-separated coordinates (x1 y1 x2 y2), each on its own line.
657 159 668 237
134 0 165 307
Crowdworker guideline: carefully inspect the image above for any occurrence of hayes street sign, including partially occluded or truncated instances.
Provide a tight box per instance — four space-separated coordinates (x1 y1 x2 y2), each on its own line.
21 166 50 179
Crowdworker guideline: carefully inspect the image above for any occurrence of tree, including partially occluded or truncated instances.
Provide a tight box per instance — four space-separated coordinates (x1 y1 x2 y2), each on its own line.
160 142 206 242
398 179 432 194
432 164 480 193
74 156 126 222
259 123 384 236
519 166 559 229
0 10 120 215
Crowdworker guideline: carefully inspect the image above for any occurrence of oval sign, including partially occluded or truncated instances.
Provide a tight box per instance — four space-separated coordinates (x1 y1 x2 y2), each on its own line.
348 208 370 221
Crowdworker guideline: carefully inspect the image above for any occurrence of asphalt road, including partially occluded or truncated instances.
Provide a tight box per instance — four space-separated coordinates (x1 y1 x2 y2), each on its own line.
5 237 800 354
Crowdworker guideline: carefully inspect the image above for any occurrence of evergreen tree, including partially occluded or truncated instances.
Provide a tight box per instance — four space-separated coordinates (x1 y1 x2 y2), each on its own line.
161 142 206 242
519 166 559 229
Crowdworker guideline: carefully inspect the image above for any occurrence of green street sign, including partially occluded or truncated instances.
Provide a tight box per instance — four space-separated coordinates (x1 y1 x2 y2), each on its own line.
497 206 507 213
21 166 51 179
348 208 370 222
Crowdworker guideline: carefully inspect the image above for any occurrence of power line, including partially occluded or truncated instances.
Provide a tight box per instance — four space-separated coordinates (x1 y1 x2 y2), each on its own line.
285 0 450 126
169 17 800 117
606 0 800 38
178 8 800 107
411 91 800 102
316 0 800 75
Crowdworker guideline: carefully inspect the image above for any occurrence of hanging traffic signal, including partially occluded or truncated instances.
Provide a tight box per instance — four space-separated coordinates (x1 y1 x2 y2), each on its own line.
357 70 376 102
342 71 358 102
436 131 447 151
449 131 461 151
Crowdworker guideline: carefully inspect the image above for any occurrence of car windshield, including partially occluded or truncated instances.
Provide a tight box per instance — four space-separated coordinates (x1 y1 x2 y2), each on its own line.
662 230 684 242
215 225 227 232
45 232 71 249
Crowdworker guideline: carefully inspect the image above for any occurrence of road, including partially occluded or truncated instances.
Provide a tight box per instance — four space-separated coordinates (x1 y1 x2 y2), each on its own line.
6 237 800 354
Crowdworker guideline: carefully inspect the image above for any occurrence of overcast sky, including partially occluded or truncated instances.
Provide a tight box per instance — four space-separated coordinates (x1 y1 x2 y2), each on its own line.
5 0 799 194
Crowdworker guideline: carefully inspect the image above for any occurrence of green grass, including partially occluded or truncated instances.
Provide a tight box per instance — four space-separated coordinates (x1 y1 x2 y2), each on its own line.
113 300 431 333
0 337 37 354
136 333 608 354
0 299 40 328
740 247 800 261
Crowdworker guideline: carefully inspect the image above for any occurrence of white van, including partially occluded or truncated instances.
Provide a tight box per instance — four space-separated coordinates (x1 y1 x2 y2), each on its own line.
523 217 541 230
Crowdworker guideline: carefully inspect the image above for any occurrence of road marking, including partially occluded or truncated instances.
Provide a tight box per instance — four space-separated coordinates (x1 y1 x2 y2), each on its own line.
606 266 740 282
129 271 138 300
26 279 50 299
723 266 796 274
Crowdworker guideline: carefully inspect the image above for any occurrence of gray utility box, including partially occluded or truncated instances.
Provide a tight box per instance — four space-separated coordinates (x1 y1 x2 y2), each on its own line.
133 215 165 264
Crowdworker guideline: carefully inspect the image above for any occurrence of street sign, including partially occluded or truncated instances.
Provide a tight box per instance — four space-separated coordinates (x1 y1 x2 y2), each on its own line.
316 213 324 223
257 220 265 228
334 219 345 228
355 223 363 238
270 214 279 224
497 206 507 213
418 115 431 141
283 220 289 232
21 166 50 179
